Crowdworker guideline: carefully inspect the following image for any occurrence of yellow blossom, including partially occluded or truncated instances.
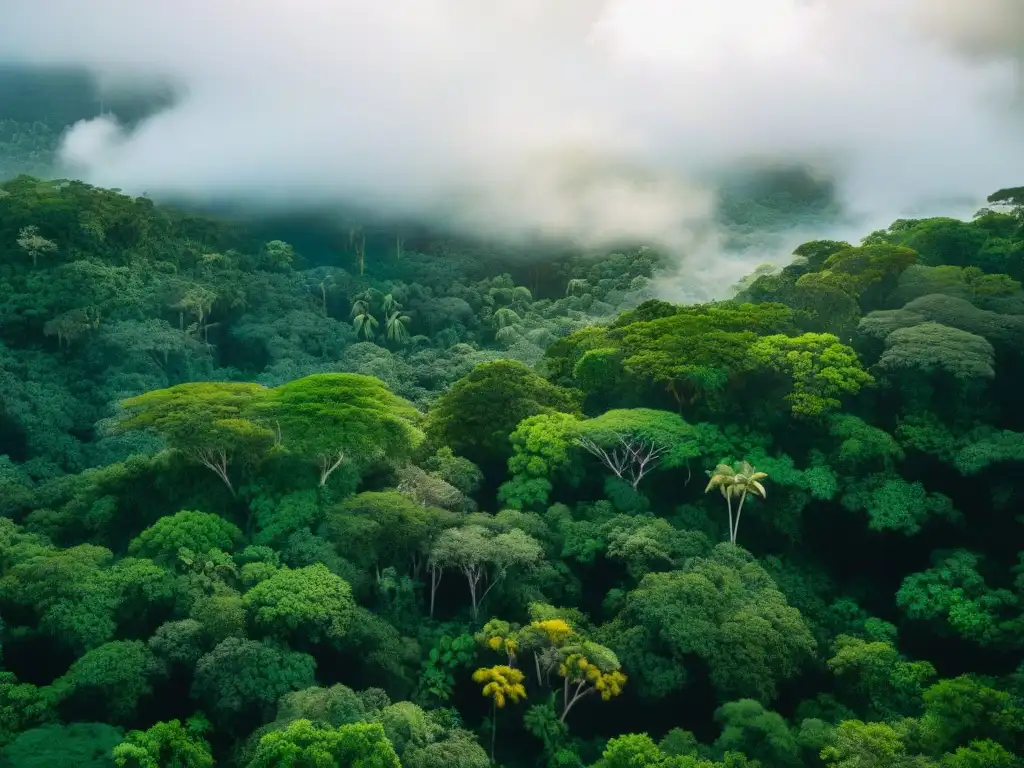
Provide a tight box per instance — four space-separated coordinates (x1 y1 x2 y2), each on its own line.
472 665 527 709
530 618 573 645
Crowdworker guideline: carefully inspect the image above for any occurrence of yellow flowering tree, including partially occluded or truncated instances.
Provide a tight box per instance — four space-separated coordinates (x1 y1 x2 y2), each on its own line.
474 607 627 727
472 665 527 762
475 619 519 665
516 617 575 687
556 641 628 723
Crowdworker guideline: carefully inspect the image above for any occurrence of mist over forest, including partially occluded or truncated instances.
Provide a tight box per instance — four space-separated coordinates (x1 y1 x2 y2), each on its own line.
2 0 1023 254
1 3 1023 767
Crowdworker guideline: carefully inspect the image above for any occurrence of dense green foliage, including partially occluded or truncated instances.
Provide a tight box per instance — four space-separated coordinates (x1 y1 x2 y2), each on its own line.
1 170 1023 767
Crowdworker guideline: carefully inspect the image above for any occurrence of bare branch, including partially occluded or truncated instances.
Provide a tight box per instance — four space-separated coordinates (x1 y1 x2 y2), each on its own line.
579 432 668 490
576 436 629 479
616 433 669 489
561 677 598 722
191 447 235 496
477 564 507 610
317 450 347 486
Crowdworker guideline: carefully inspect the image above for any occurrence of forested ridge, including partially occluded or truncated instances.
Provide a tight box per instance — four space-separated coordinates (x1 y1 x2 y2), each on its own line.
1 172 1023 767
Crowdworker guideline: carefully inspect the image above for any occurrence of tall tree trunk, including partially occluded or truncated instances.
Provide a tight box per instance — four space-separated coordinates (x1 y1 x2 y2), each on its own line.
560 679 591 723
318 450 346 486
725 495 734 545
466 568 479 622
429 564 442 618
667 382 684 412
732 490 748 546
490 700 497 763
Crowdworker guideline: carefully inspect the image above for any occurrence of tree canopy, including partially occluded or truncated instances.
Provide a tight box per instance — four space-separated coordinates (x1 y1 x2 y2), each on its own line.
0 166 1022 766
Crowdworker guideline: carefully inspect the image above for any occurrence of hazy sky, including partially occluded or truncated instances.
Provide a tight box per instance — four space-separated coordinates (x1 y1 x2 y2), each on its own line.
0 0 1022 257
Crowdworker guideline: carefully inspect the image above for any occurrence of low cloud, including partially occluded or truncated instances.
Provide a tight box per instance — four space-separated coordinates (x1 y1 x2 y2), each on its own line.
0 0 1022 260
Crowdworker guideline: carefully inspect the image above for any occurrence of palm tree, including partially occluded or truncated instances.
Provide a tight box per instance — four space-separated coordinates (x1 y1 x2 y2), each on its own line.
492 307 521 330
354 231 367 276
495 325 520 345
385 310 411 344
565 278 589 297
512 286 533 310
349 298 369 319
174 286 217 341
704 460 768 546
526 327 554 345
318 277 335 315
353 310 379 340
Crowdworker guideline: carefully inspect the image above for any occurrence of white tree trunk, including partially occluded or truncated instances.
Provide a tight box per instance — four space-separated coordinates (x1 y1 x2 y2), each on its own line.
732 490 748 546
318 450 347 486
192 448 235 496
